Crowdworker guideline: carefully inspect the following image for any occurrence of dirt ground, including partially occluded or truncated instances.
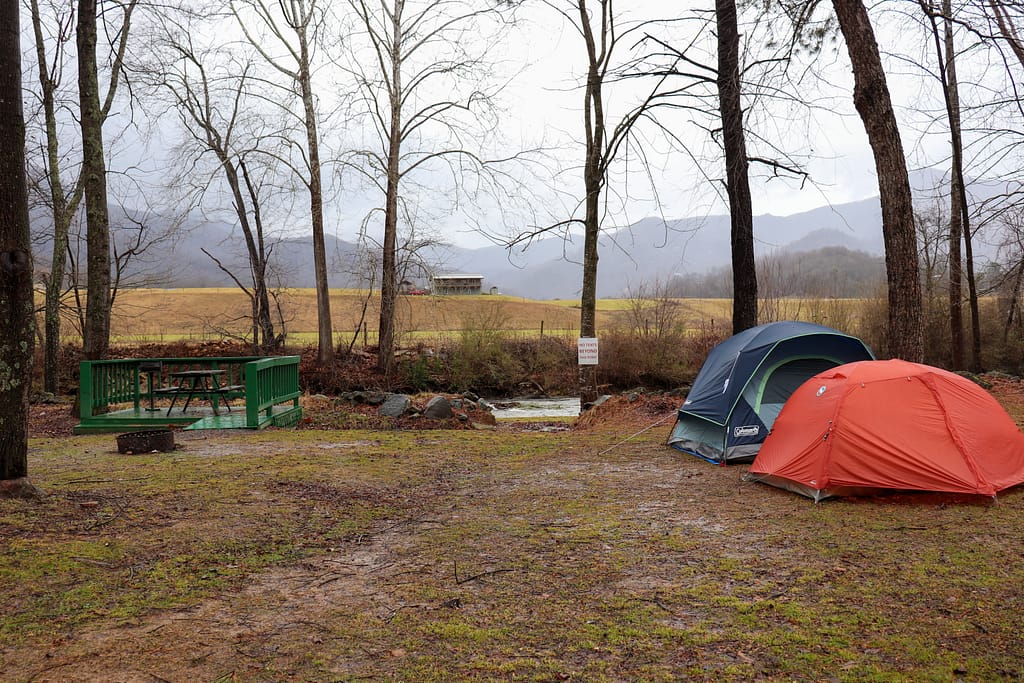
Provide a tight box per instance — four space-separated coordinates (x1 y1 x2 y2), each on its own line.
8 381 1024 681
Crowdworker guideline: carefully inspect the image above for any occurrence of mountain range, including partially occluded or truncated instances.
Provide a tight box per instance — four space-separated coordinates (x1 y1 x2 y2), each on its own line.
31 169 1004 300
125 196 889 299
454 198 887 299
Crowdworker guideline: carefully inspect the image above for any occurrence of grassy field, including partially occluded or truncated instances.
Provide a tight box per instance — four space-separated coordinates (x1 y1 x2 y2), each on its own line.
43 288 1012 353
62 289 592 344
43 287 872 346
3 385 1024 681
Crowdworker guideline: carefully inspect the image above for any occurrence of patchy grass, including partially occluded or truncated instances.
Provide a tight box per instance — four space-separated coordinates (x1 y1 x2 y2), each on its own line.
3 386 1024 681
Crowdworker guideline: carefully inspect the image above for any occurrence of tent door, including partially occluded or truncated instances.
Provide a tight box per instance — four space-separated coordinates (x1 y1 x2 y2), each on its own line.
753 357 841 430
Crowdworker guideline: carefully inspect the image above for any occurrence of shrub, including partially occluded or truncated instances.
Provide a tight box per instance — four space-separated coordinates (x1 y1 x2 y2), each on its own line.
596 285 726 391
504 335 577 395
445 302 524 394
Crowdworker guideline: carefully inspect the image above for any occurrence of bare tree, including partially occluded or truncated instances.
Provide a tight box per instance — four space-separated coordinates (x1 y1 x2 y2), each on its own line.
77 0 109 359
341 0 515 375
716 0 757 332
977 1 1024 356
622 278 684 340
634 4 815 335
917 0 981 369
941 0 969 368
915 203 949 300
196 161 285 353
0 0 42 497
77 0 137 360
988 0 1024 68
575 0 621 405
337 235 378 354
533 0 683 406
893 0 1024 368
832 0 923 361
990 206 1024 345
139 16 284 353
232 0 335 365
27 0 85 393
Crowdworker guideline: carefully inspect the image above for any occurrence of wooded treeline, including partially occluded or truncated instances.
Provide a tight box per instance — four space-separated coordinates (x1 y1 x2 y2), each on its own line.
3 1 1024 488
672 246 887 299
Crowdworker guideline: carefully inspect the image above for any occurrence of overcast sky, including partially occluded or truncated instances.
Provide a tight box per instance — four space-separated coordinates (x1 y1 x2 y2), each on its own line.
76 1 1001 252
415 1 970 250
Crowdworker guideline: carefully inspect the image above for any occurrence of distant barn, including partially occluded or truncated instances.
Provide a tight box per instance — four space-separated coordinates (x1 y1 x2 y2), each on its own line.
430 274 484 295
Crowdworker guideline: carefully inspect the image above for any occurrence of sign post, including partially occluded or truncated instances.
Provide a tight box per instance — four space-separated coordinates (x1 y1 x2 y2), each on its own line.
577 337 599 365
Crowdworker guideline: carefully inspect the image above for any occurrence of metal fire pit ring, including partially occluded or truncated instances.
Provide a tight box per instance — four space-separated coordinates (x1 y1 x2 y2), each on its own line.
116 429 176 454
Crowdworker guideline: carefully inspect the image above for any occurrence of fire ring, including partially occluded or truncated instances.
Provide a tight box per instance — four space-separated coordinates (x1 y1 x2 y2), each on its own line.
116 430 176 454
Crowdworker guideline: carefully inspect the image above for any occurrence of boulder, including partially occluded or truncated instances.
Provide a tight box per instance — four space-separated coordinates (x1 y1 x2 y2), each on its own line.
379 394 412 417
346 390 388 405
582 394 611 412
423 395 454 419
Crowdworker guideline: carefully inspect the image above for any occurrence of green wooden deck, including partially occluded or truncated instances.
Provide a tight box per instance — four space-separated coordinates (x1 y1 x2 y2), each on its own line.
74 356 303 434
72 403 302 434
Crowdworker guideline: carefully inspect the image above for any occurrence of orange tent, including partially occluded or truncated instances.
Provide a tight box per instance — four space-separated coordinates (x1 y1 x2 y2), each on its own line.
747 359 1024 500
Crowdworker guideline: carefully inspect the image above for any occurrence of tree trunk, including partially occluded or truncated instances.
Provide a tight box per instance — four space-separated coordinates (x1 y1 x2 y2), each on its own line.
832 0 923 361
964 212 982 370
377 0 403 376
43 224 69 394
77 0 111 360
923 0 981 369
376 164 399 375
578 191 600 407
717 0 757 334
579 146 601 407
0 0 36 487
1004 260 1024 344
577 0 604 409
297 28 334 366
238 160 277 353
938 0 965 370
43 210 70 394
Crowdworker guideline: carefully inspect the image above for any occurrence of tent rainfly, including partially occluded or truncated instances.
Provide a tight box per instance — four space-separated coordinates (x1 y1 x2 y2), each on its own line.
667 321 874 464
747 359 1024 501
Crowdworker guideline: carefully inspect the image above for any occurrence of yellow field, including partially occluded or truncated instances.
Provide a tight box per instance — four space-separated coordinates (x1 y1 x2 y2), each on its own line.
40 289 593 345
37 288 876 346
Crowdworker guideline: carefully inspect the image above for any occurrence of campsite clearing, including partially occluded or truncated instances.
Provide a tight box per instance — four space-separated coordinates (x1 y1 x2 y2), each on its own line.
3 384 1024 681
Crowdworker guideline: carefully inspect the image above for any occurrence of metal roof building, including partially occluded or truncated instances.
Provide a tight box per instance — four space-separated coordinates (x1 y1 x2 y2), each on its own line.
430 274 484 295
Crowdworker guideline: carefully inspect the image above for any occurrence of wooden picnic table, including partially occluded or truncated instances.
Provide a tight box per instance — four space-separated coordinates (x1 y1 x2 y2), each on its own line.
157 369 232 416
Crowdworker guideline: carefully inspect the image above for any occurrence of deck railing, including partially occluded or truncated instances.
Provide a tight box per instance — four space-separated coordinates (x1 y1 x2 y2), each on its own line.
78 356 301 430
245 356 302 427
79 359 145 418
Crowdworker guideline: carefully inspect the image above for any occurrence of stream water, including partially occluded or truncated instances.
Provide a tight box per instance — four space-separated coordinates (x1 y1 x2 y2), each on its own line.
488 396 581 419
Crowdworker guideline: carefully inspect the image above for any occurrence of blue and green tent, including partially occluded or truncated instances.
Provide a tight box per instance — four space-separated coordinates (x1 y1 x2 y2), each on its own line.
667 321 874 464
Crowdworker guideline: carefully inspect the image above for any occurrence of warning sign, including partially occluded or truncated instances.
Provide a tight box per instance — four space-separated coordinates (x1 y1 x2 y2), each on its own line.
577 337 599 365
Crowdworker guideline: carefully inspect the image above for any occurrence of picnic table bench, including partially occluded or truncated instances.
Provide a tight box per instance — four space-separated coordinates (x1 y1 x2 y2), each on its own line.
152 369 246 415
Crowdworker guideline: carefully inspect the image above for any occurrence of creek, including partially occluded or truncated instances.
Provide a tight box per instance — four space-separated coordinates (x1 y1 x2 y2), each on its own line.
488 396 581 419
